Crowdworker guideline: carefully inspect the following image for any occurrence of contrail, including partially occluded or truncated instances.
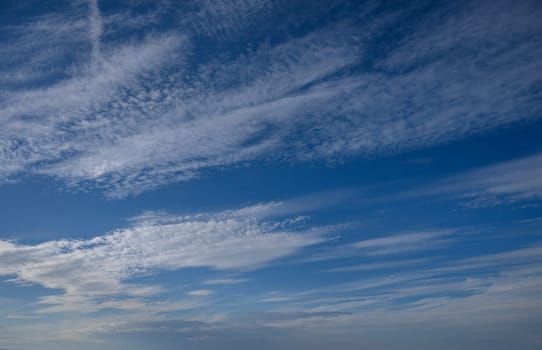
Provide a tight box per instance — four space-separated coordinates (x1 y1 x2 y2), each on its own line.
88 0 103 65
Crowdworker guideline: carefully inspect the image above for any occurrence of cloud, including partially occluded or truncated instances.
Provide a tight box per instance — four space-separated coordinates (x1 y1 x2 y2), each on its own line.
429 244 542 274
408 152 542 207
186 289 213 296
88 0 103 63
185 0 273 37
351 230 456 255
0 202 326 313
2 224 542 348
204 278 249 285
300 229 458 263
0 0 540 196
251 244 542 334
325 259 428 273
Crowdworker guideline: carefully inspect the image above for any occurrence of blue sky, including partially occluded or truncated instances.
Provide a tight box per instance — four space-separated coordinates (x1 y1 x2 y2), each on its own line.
0 0 541 349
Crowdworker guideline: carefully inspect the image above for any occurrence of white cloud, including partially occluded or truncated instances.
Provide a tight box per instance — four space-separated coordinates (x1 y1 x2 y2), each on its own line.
204 278 249 285
0 0 540 196
351 230 456 255
185 0 273 37
409 152 542 207
251 244 542 333
0 203 326 313
186 289 213 296
88 0 103 63
2 223 541 348
300 229 457 263
325 259 428 273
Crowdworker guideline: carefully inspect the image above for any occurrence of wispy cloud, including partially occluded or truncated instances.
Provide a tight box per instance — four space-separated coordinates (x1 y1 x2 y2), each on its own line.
0 0 540 196
250 244 542 334
0 202 327 313
186 289 214 296
88 0 103 63
300 229 457 263
185 0 273 37
352 230 456 255
408 152 542 207
2 225 541 348
204 278 249 285
325 258 429 273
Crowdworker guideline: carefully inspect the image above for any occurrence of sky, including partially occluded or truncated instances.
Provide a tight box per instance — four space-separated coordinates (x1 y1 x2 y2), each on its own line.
0 0 541 349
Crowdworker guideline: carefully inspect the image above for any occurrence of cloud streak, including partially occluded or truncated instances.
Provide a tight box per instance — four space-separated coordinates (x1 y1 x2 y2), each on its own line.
88 0 103 63
0 202 326 313
407 152 542 207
